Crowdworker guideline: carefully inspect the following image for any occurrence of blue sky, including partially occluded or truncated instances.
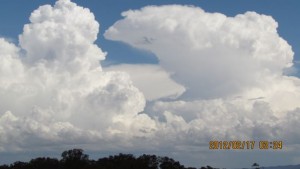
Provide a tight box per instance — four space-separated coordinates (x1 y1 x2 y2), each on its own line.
1 1 300 168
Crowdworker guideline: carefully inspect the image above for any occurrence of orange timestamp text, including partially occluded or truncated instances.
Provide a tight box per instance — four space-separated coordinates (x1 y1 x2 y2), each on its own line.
209 140 283 150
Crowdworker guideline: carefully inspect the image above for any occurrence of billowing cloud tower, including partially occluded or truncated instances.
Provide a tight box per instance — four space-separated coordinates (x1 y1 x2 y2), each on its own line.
0 0 155 151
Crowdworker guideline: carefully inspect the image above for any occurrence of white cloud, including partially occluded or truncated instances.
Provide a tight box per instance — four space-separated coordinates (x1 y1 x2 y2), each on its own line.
2 1 300 167
104 64 185 100
105 4 300 113
105 5 294 101
105 4 300 163
0 0 155 152
19 0 103 72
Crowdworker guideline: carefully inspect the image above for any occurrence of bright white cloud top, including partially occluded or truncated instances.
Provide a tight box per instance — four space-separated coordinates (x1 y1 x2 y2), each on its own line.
105 5 300 117
105 4 300 165
0 0 155 151
1 0 300 167
105 5 295 101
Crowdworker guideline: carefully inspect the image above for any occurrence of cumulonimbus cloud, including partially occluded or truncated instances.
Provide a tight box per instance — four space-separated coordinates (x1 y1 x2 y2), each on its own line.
105 5 295 100
2 1 300 167
105 3 300 156
105 5 300 114
0 0 156 152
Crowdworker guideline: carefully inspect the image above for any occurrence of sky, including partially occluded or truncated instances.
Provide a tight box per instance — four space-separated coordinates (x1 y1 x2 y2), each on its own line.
0 0 300 168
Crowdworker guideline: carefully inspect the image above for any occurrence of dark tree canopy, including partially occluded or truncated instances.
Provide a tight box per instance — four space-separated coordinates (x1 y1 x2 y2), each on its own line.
29 157 60 169
61 149 89 162
61 149 89 169
252 162 260 169
0 149 217 169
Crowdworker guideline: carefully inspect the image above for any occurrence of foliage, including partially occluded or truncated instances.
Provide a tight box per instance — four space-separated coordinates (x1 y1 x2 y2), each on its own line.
0 149 218 169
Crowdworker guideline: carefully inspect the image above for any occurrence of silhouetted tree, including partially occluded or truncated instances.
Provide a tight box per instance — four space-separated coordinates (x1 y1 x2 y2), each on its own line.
252 163 260 169
136 154 159 169
61 149 89 169
28 157 60 169
206 166 214 169
200 166 218 169
97 153 137 169
0 165 10 169
10 161 28 169
0 149 201 169
159 157 184 169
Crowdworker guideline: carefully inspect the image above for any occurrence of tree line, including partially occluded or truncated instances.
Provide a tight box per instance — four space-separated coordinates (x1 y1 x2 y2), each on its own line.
0 149 220 169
